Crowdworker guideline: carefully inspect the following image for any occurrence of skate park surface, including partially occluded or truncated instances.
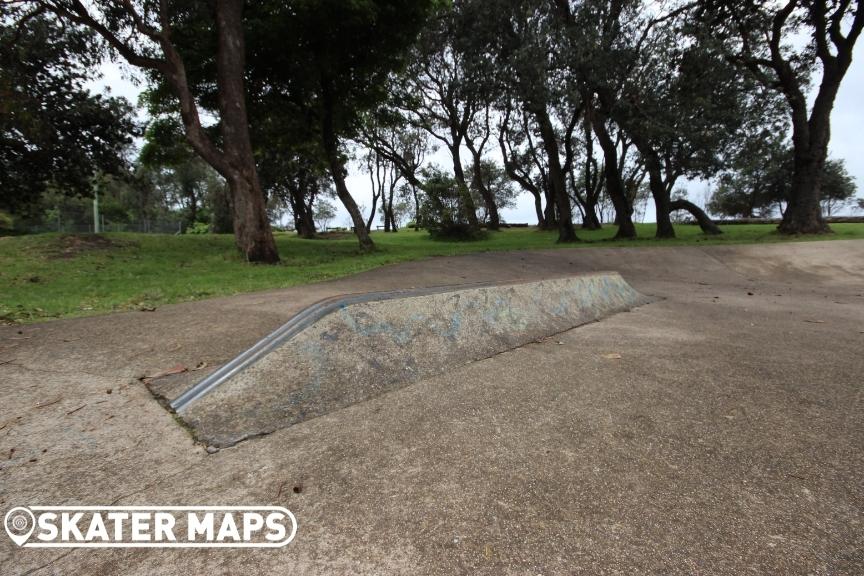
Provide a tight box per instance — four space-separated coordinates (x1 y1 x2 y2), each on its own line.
1 240 863 575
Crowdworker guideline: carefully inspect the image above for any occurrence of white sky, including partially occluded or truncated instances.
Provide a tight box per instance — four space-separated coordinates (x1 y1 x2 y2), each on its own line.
93 39 864 227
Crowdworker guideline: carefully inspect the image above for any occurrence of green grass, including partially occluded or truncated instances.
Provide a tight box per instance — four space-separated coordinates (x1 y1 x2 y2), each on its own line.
1 222 862 324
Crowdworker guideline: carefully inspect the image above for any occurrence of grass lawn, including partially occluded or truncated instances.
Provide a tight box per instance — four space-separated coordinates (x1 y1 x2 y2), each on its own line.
1 222 862 324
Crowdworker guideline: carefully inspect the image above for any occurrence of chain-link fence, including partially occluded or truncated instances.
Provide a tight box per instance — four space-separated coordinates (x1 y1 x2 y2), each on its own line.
8 214 185 235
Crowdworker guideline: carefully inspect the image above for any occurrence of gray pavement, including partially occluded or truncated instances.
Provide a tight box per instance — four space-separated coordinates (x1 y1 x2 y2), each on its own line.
1 240 862 575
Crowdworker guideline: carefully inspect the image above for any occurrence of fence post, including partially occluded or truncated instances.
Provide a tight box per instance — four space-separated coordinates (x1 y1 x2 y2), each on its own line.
93 184 101 234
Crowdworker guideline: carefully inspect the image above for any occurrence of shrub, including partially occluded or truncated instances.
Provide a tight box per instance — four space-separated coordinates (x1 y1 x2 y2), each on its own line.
186 221 211 234
419 169 486 242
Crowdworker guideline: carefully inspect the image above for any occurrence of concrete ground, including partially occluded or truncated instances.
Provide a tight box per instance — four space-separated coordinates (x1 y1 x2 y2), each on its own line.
1 240 862 575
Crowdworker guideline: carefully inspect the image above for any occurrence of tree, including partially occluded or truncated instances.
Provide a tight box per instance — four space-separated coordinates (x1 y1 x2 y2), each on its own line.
28 0 280 261
0 8 134 217
390 7 484 232
467 160 519 225
240 0 437 251
548 0 639 239
701 0 864 234
498 102 553 228
378 191 412 231
258 148 331 239
138 117 222 227
461 0 580 242
358 120 431 231
364 150 403 232
709 137 792 218
567 106 603 230
820 158 857 215
605 7 750 236
419 166 487 240
313 198 337 231
710 144 857 218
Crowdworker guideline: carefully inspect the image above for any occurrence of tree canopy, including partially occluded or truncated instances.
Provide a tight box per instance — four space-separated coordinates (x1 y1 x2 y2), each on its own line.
4 0 861 250
0 8 135 216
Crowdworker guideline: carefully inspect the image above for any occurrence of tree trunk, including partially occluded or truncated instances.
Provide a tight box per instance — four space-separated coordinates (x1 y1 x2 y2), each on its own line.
215 0 279 262
320 80 374 251
448 144 480 228
640 147 675 239
542 186 557 230
534 107 578 242
531 190 545 228
184 181 199 225
325 149 374 250
386 182 399 232
468 152 500 230
289 185 316 239
582 206 601 230
383 193 392 232
473 168 500 230
365 195 378 233
300 200 317 238
778 149 831 234
669 199 722 235
211 183 234 234
592 115 636 239
412 185 421 231
778 87 832 235
498 117 544 228
298 208 316 238
581 109 601 231
227 175 280 261
773 17 855 235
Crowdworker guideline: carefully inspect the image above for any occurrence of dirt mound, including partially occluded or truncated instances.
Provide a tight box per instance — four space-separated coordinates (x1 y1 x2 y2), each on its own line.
314 231 355 240
47 234 133 259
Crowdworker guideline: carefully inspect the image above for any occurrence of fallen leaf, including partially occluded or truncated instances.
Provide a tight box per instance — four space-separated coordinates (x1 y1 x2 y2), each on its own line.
191 361 208 371
602 353 623 360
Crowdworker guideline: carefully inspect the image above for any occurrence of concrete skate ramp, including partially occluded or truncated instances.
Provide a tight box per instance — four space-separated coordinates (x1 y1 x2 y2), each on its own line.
171 273 650 447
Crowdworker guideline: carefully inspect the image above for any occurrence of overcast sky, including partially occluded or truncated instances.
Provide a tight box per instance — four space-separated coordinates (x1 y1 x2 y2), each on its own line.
93 40 864 227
